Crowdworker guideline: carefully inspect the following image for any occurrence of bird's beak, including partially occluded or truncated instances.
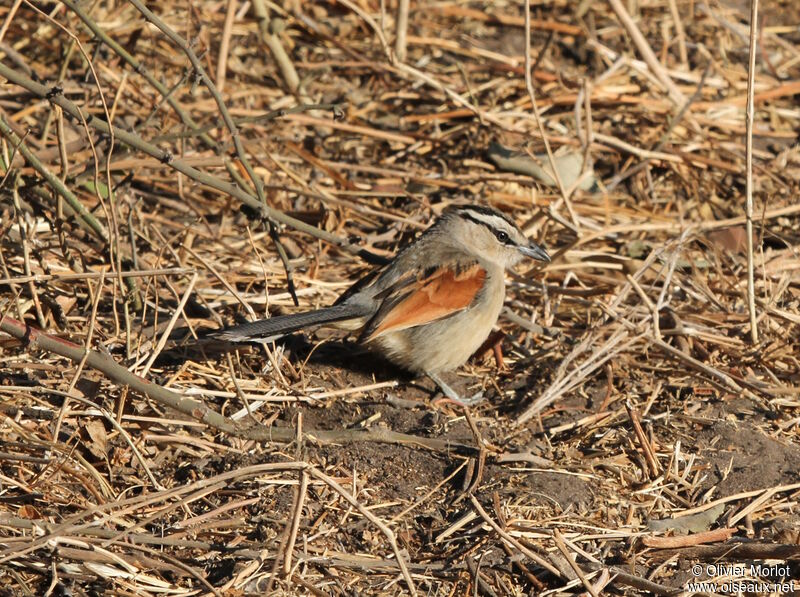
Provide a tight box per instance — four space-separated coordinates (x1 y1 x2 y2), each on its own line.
519 242 551 262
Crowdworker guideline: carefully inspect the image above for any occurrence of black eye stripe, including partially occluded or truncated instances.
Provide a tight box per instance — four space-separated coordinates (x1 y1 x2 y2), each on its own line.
459 213 517 246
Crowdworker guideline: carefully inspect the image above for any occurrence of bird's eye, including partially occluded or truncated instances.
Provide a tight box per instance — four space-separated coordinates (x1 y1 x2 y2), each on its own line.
495 230 509 243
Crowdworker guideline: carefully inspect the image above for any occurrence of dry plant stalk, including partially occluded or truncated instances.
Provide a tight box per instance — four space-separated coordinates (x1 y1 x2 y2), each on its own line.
744 0 760 343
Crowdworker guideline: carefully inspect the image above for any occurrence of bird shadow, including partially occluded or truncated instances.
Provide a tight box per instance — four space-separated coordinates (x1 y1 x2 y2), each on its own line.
156 327 419 389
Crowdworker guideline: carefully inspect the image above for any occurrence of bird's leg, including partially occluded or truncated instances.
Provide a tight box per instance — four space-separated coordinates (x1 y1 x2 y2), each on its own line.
426 372 485 407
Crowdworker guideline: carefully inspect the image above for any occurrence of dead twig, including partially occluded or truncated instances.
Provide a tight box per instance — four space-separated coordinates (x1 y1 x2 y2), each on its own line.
744 0 759 343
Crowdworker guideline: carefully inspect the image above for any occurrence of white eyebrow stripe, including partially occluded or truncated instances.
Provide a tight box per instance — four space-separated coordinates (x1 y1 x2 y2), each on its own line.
461 210 515 232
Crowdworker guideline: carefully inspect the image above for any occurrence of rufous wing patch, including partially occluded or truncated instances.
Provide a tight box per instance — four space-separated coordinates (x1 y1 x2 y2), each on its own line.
365 264 486 340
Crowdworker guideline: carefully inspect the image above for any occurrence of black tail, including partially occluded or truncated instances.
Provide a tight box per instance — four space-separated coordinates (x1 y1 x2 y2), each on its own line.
215 303 368 342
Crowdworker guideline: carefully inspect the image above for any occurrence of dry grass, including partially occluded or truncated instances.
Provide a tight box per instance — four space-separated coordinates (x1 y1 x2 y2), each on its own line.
1 0 799 595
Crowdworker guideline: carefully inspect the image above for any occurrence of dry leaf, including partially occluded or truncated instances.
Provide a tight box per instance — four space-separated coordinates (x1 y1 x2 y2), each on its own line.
83 419 108 460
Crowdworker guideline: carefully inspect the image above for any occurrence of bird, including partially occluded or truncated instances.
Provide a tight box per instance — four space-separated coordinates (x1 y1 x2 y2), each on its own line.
217 204 551 404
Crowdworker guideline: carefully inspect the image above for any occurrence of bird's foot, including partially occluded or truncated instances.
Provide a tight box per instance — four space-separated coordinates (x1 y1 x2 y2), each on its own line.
427 372 486 408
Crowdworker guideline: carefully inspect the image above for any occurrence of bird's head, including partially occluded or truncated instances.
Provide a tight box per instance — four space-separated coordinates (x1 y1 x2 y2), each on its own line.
439 204 551 269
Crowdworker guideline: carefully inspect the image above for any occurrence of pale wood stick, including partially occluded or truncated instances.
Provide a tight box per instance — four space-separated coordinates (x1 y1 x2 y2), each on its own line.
744 0 760 343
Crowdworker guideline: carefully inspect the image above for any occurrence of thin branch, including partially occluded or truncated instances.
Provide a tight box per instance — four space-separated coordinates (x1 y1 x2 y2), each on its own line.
216 0 237 93
0 61 377 260
607 0 686 106
0 115 108 242
308 468 417 595
524 0 580 229
127 0 266 206
252 0 304 96
469 494 562 577
0 314 478 454
59 0 219 150
394 0 409 62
